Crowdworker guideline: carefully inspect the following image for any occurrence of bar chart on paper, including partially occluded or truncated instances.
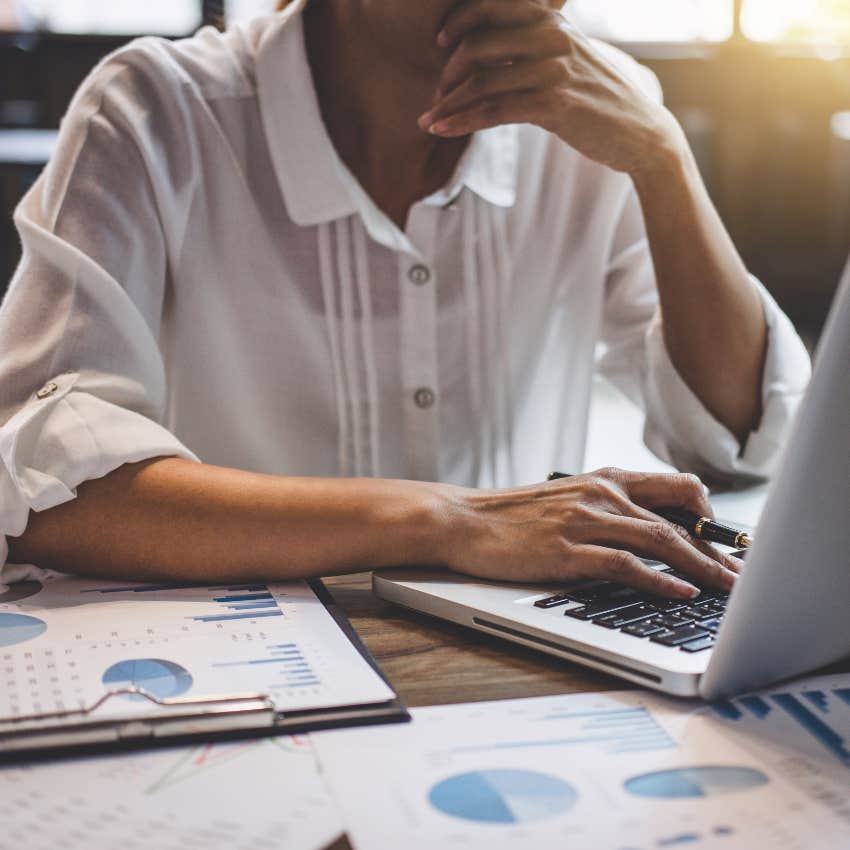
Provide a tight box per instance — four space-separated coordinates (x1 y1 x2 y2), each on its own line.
709 681 850 767
80 580 286 622
213 641 323 689
701 674 850 825
0 575 393 720
446 701 678 757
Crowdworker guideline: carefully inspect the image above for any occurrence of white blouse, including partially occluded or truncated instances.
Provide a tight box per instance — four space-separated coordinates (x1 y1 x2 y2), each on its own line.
0 0 811 577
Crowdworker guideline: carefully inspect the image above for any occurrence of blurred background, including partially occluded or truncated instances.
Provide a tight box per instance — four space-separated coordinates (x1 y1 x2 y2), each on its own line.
2 0 850 343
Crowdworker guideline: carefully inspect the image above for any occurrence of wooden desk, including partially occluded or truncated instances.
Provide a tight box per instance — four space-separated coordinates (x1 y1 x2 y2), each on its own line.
324 571 622 709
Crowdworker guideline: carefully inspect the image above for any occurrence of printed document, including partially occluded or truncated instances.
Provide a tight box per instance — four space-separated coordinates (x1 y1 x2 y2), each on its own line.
313 675 850 850
0 735 341 850
0 574 393 720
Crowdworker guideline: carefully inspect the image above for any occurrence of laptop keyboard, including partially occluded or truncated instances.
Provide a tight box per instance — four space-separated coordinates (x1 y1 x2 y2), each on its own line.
533 563 741 654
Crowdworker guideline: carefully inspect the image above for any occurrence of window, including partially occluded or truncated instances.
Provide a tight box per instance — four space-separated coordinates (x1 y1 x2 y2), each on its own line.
566 0 734 43
4 0 201 34
741 0 850 45
11 0 850 47
227 0 274 26
226 1 738 43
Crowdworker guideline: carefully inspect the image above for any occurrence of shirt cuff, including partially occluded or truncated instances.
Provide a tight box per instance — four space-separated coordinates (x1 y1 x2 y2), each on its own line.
642 278 812 484
0 372 199 583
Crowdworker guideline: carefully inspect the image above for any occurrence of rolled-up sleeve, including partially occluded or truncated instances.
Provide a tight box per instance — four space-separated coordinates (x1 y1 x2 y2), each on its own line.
597 190 811 485
641 277 811 481
0 50 200 577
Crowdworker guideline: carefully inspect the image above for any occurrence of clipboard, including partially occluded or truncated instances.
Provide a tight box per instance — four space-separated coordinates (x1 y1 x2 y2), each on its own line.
0 579 409 763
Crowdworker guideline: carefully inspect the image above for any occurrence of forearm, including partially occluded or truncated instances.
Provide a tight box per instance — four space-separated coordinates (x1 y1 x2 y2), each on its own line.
6 461 741 596
7 458 453 582
632 134 767 443
420 1 767 441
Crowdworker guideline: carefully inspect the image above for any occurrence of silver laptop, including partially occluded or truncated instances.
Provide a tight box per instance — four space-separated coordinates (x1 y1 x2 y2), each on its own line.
374 268 850 700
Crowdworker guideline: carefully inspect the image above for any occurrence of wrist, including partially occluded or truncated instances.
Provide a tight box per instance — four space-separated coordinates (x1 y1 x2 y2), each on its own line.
380 480 470 570
630 115 697 193
404 482 479 572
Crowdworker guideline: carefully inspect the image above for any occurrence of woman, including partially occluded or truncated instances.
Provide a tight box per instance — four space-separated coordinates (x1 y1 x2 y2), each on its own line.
0 0 810 597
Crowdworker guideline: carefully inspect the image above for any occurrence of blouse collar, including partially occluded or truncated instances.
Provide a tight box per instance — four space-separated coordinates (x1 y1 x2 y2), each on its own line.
255 1 518 249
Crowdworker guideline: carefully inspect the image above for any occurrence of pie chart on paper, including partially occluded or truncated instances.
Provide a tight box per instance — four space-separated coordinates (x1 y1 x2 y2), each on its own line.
428 769 578 824
0 612 47 647
102 658 194 701
624 766 770 799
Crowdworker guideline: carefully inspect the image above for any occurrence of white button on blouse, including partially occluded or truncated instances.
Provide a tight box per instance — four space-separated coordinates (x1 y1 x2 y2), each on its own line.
0 0 812 577
408 265 431 286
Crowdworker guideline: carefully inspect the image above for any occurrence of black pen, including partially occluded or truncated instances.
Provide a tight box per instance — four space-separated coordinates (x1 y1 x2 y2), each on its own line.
547 472 753 550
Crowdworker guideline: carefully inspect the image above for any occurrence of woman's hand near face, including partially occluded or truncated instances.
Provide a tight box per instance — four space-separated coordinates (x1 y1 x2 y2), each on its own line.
418 0 685 178
437 468 740 598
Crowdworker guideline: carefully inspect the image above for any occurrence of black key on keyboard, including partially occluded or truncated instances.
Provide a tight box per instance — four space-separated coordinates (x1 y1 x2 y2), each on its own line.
565 598 645 620
534 594 572 609
678 606 709 620
603 586 643 602
541 579 644 608
696 616 723 632
692 595 721 607
663 571 729 603
568 581 645 604
700 590 727 601
650 625 711 646
680 635 715 653
622 621 665 638
647 599 688 613
653 614 695 629
568 584 643 605
592 604 657 629
663 569 693 582
562 582 611 604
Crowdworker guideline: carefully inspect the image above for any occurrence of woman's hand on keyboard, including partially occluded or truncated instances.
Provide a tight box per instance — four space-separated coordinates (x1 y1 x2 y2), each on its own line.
439 467 740 598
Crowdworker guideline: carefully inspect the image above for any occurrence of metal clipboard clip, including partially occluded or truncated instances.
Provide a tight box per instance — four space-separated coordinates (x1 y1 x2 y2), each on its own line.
0 688 277 755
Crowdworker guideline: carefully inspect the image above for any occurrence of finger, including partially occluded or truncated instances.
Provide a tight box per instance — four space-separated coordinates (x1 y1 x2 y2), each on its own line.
567 544 701 600
657 527 744 575
612 469 714 519
420 58 564 129
438 0 549 50
589 514 737 592
599 492 743 574
438 24 570 98
551 470 738 573
428 89 552 137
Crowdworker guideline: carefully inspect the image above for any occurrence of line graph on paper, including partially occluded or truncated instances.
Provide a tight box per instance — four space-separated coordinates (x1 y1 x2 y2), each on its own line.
0 736 340 850
144 736 313 793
